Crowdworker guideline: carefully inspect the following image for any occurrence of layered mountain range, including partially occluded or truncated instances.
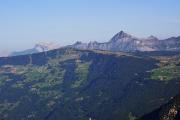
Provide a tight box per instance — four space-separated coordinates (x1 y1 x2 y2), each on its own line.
70 31 180 51
1 31 179 57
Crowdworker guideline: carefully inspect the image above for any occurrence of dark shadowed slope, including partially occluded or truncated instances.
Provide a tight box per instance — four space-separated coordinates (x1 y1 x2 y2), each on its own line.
0 48 180 120
138 93 180 120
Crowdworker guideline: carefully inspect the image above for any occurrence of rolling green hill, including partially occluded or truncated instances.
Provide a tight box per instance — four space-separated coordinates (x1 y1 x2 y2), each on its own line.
0 48 179 120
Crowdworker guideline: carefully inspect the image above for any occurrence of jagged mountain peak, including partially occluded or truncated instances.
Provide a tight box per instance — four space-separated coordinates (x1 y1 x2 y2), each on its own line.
110 31 136 43
147 35 158 40
34 42 60 52
113 31 132 38
70 30 180 52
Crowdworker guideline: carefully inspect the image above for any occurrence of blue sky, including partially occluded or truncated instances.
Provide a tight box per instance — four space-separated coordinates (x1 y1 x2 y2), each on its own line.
0 0 180 51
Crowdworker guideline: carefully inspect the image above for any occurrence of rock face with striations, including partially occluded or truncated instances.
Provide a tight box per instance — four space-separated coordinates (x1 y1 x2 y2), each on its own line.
70 31 180 52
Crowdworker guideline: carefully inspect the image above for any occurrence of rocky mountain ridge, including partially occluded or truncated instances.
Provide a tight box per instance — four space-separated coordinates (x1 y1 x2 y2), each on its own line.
1 31 179 57
70 31 180 52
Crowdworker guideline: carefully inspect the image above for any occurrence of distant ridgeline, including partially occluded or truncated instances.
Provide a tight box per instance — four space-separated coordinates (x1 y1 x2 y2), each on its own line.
9 42 60 57
3 31 180 58
0 48 180 120
69 31 180 52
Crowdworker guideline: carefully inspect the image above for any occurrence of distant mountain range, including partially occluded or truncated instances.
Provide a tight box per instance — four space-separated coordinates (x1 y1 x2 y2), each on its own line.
0 51 10 57
9 42 60 56
0 31 179 57
69 31 180 52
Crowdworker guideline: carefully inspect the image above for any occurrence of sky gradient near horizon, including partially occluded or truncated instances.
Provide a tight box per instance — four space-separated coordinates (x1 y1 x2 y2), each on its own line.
0 0 180 52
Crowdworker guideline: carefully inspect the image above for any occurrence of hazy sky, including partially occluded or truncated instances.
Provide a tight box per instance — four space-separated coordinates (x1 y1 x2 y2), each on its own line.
0 0 180 52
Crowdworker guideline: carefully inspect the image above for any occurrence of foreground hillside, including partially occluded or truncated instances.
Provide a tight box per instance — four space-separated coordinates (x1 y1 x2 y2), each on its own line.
139 93 180 120
0 48 180 120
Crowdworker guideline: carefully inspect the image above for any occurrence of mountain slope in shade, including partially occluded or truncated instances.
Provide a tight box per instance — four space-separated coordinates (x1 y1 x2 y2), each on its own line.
0 48 180 120
70 31 180 52
10 42 60 56
138 93 180 120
